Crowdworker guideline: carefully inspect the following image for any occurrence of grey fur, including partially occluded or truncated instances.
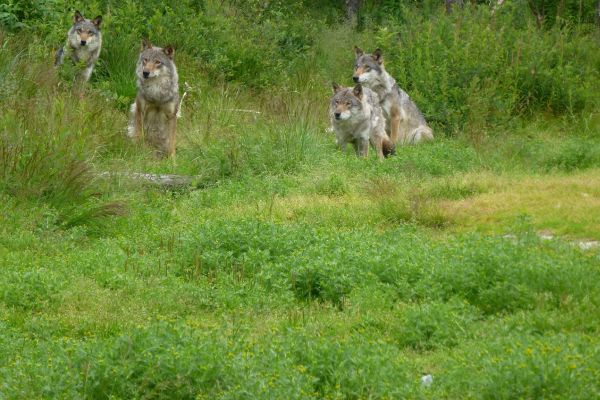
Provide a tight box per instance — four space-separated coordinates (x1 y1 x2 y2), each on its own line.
329 83 394 159
353 47 433 145
127 41 180 157
56 11 102 84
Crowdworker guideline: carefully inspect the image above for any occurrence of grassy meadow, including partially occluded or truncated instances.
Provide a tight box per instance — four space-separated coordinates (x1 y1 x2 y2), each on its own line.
1 0 600 398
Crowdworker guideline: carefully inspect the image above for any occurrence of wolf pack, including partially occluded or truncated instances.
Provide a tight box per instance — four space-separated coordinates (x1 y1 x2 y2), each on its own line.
56 11 433 159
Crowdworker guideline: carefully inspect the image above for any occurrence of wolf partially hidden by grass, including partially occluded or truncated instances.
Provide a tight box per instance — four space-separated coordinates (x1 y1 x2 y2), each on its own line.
353 47 433 145
330 82 395 159
127 40 179 157
55 11 102 85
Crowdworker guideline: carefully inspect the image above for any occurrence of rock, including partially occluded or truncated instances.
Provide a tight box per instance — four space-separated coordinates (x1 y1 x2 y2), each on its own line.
421 374 433 387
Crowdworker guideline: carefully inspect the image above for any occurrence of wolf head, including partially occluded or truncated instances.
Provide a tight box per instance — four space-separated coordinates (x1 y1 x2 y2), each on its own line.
136 40 176 80
330 83 364 122
352 47 385 86
68 11 102 49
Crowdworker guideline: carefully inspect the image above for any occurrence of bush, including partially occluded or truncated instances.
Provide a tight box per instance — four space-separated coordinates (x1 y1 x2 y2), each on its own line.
437 333 600 399
370 7 600 136
396 300 479 350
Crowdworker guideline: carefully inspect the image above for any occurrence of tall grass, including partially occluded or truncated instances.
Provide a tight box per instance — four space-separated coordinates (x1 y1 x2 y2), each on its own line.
0 34 125 229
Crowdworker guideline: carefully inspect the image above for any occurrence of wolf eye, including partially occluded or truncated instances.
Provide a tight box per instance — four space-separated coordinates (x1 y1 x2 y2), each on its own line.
155 60 162 65
365 66 371 72
88 30 93 35
76 28 82 33
346 101 352 106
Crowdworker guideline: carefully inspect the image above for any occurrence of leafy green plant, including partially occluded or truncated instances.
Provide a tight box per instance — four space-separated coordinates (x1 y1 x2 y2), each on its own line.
396 300 479 350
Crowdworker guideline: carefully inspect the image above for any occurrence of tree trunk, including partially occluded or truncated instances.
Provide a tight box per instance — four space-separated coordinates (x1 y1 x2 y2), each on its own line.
445 0 464 15
527 0 545 28
492 0 505 15
556 0 566 21
345 0 362 20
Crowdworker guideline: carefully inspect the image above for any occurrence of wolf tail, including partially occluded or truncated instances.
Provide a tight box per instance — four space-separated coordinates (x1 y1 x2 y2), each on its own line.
409 126 434 144
382 136 396 157
176 91 187 119
126 102 137 138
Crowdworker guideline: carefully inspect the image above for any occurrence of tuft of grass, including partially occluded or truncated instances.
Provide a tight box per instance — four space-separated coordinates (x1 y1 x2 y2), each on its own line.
367 177 453 228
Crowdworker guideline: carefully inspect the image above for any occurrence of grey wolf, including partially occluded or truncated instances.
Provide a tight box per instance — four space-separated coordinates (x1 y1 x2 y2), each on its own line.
127 40 179 157
329 82 394 159
353 47 433 145
55 11 102 84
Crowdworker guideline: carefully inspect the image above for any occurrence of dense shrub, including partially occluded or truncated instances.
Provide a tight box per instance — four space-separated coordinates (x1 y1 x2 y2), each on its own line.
370 7 599 134
2 1 598 135
173 219 600 313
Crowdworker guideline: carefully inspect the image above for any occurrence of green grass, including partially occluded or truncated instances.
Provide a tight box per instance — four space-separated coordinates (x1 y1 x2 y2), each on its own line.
1 1 600 398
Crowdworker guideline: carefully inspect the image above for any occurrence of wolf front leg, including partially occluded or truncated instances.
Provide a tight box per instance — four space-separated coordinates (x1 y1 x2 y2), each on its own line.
336 134 349 154
164 112 177 157
389 104 402 145
370 136 385 160
80 64 94 83
55 47 65 66
354 137 369 158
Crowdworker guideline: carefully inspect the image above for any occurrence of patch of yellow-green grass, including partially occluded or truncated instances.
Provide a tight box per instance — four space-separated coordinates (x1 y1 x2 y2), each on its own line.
181 168 600 240
200 192 381 228
443 169 600 240
41 278 163 338
193 179 460 231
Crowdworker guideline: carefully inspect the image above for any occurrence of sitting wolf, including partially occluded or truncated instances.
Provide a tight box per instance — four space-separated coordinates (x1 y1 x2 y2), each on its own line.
353 47 433 145
127 40 179 157
330 82 395 159
55 11 103 84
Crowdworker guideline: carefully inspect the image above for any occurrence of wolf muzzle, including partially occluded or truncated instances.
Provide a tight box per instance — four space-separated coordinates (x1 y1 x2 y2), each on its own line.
80 40 87 46
143 71 150 79
334 112 341 120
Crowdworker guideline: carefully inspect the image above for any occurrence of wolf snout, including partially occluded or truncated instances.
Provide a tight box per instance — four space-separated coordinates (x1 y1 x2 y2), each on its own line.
143 71 150 79
352 76 359 83
334 112 341 119
80 40 87 46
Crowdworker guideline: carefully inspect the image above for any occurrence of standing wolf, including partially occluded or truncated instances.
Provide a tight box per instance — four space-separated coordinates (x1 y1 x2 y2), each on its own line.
353 47 433 145
55 11 102 84
330 82 394 159
127 40 179 157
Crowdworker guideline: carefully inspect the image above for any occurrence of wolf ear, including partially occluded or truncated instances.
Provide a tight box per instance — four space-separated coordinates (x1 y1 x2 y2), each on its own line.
163 46 175 59
92 15 102 28
354 46 364 58
141 38 152 51
332 82 342 93
373 48 383 64
74 10 84 23
353 83 363 99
